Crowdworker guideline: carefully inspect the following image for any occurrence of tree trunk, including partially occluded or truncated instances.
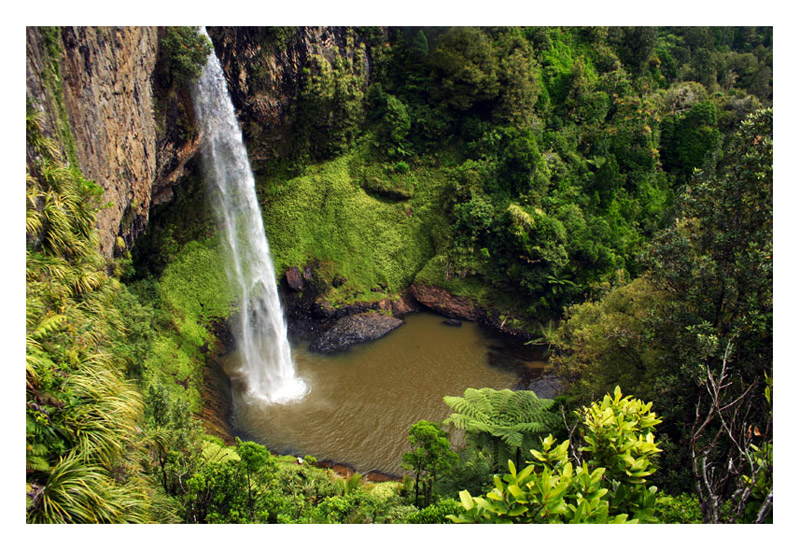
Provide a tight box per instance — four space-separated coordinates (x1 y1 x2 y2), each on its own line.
414 470 420 508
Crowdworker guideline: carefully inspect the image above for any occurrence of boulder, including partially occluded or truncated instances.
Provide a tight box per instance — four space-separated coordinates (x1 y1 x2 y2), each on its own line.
286 266 305 291
409 283 482 321
309 313 403 354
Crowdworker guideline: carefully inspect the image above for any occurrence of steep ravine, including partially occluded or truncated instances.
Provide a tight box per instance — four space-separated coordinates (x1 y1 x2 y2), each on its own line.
25 25 544 442
25 26 378 259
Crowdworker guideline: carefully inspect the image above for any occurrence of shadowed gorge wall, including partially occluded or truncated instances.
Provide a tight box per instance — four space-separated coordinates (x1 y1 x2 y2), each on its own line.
207 26 377 162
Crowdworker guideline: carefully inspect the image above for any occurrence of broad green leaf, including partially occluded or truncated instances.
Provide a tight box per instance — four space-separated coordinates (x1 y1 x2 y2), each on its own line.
459 489 474 511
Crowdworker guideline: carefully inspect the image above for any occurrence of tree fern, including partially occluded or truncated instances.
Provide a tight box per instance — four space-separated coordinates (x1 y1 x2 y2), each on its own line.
443 388 560 469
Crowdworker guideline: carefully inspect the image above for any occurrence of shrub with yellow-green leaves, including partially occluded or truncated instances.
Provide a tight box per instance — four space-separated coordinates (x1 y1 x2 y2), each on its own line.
449 387 661 524
579 385 662 520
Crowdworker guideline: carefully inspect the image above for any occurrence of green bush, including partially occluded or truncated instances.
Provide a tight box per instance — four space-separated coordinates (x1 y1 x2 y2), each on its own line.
406 498 461 523
654 493 702 523
449 387 662 524
160 27 212 85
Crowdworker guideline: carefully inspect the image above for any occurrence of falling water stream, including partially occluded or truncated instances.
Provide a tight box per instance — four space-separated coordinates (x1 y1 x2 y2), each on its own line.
193 28 307 405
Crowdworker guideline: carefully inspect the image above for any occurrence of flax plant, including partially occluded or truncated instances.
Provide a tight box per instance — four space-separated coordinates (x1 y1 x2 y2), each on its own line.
26 107 151 523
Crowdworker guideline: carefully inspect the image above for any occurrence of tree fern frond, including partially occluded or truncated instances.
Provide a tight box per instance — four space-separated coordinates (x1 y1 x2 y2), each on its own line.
443 395 488 424
443 387 559 467
493 427 524 449
464 387 493 412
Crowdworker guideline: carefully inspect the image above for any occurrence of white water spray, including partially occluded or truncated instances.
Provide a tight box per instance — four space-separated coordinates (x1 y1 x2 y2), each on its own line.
193 28 307 404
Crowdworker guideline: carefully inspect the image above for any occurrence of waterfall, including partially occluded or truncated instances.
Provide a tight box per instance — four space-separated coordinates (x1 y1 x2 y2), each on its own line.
192 28 307 404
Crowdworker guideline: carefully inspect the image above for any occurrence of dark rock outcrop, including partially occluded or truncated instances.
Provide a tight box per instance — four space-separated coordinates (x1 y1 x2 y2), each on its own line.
514 370 565 399
308 313 403 354
281 260 422 341
285 266 305 291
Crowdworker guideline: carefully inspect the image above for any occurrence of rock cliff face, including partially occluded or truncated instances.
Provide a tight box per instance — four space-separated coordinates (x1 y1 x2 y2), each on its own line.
207 26 375 162
25 26 201 259
25 26 376 259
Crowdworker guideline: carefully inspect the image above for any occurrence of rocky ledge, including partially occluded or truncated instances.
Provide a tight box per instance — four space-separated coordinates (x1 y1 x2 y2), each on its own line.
410 283 481 321
308 313 403 354
410 282 535 339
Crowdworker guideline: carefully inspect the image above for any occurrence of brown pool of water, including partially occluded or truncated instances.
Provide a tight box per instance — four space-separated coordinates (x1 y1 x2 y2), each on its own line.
221 312 542 476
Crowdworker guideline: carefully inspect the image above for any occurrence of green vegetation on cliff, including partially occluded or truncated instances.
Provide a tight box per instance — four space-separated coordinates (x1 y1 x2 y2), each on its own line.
254 25 771 327
26 25 772 524
257 152 449 306
26 109 151 522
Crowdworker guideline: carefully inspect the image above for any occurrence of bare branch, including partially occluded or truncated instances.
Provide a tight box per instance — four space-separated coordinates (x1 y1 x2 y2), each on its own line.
754 490 773 524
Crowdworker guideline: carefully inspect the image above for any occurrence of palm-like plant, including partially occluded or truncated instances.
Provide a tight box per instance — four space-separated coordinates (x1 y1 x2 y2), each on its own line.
335 472 364 496
443 387 560 469
26 107 152 523
27 450 149 524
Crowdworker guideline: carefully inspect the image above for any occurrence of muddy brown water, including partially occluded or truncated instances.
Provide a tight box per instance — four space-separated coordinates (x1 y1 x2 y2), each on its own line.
221 312 548 476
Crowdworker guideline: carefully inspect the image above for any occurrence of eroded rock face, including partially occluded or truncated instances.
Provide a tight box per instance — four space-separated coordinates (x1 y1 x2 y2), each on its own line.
409 283 483 321
59 27 160 258
25 26 201 259
308 313 403 354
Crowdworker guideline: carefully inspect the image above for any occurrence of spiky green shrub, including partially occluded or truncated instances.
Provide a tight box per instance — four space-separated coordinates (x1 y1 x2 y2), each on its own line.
26 109 151 523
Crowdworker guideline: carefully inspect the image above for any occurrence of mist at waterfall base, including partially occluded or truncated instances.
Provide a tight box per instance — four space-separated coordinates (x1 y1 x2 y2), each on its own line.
193 29 307 406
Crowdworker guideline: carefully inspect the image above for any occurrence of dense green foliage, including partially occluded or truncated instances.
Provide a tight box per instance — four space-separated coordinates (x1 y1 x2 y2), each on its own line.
449 387 662 523
259 25 771 325
401 421 458 508
550 109 773 520
159 27 212 85
443 388 560 469
26 25 771 524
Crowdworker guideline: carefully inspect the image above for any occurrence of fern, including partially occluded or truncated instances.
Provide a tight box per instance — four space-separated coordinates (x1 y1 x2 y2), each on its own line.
443 388 560 469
